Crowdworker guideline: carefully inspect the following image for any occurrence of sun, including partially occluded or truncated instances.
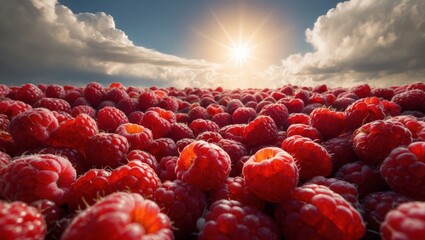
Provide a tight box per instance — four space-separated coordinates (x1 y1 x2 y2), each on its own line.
230 43 251 65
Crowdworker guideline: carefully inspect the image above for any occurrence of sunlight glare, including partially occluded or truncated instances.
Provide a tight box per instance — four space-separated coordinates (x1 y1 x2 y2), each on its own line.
230 43 250 65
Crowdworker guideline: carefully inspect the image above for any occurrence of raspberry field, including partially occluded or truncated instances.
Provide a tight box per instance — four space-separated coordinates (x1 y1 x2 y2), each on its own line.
1 82 425 239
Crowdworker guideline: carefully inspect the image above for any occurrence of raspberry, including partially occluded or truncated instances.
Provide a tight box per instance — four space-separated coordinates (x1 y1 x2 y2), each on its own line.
371 87 394 100
52 110 72 123
9 108 59 148
232 107 257 124
0 131 16 155
332 97 356 111
209 176 264 210
259 103 289 130
323 133 359 171
104 87 129 104
66 169 111 211
0 99 32 118
352 120 412 165
0 84 11 97
0 114 9 131
392 89 425 112
313 84 328 93
127 110 144 124
389 115 425 141
175 140 231 190
196 131 223 143
197 199 280 240
61 192 173 240
350 83 371 98
206 103 225 116
33 98 71 113
287 113 310 125
255 100 275 113
278 97 304 113
158 96 179 112
275 184 365 240
116 97 138 115
107 160 161 199
138 90 159 111
0 154 76 204
380 142 425 200
242 115 278 146
308 93 328 105
45 84 65 98
115 123 153 151
190 119 220 136
63 89 83 106
83 82 106 107
85 133 129 168
345 97 387 130
157 156 178 182
219 124 245 142
335 161 387 196
226 99 244 115
97 100 116 109
0 150 11 170
31 199 65 230
212 112 233 128
127 150 158 172
166 122 194 141
154 179 207 238
188 105 210 121
96 106 128 132
176 138 195 153
175 112 190 124
407 82 425 91
282 135 333 181
310 107 346 140
286 123 322 142
0 200 47 240
15 83 44 105
362 191 412 231
140 110 172 139
242 147 298 202
216 139 248 176
49 113 99 153
381 201 425 240
148 137 178 160
71 105 96 118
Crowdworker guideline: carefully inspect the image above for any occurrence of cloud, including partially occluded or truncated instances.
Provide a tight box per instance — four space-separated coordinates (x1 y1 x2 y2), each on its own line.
274 0 425 88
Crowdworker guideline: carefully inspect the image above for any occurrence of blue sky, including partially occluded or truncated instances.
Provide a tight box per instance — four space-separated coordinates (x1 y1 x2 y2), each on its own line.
1 0 424 88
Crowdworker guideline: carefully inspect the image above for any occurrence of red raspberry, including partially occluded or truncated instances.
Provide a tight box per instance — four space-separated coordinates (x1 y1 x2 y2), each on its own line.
190 118 220 136
335 161 387 196
389 115 425 141
107 160 161 199
381 201 425 240
33 98 71 113
31 199 65 230
15 83 44 105
104 87 129 104
0 99 32 118
0 114 9 131
219 124 245 142
286 123 323 142
362 191 412 231
71 105 96 118
127 150 158 172
278 97 305 113
0 84 11 97
392 89 425 112
351 83 371 98
0 154 76 204
209 176 264 210
0 131 16 155
226 99 244 115
313 84 328 93
332 97 356 111
352 120 412 165
49 113 99 153
97 100 116 109
216 139 248 175
176 138 195 152
115 123 153 151
157 156 178 181
407 82 425 91
66 169 111 211
243 115 278 146
206 103 225 116
255 100 275 113
310 107 346 140
45 84 65 98
232 107 257 124
323 133 359 171
83 82 106 107
0 150 11 170
275 184 365 240
85 133 129 168
116 97 138 115
140 109 172 139
188 105 210 121
166 122 195 141
148 137 177 160
308 93 328 105
175 140 231 190
175 112 190 124
371 87 394 100
287 112 310 125
138 90 159 111
61 192 173 240
154 179 207 238
198 199 280 240
127 110 144 124
243 147 298 202
345 97 387 130
63 89 83 106
380 141 425 200
0 200 47 240
9 108 59 148
260 103 289 130
52 110 72 123
158 96 179 112
96 106 128 132
197 131 223 143
282 135 333 180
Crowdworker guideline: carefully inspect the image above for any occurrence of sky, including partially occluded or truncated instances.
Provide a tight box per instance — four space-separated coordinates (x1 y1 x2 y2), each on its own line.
1 0 424 89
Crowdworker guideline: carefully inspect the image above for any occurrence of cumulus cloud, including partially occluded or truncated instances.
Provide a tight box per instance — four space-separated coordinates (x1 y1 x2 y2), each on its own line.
274 0 425 88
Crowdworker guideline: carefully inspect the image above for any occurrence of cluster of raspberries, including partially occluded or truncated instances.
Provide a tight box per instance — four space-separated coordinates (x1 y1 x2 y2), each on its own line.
1 81 425 239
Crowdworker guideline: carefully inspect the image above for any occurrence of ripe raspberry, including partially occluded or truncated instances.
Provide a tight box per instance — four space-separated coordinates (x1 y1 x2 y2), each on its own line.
31 199 65 230
116 97 139 115
33 98 71 113
345 97 387 130
127 110 144 124
287 112 310 125
278 97 304 113
335 161 387 196
282 135 333 180
62 192 173 240
209 176 264 210
188 105 210 121
275 184 365 240
154 179 207 238
0 200 47 240
332 97 356 111
71 105 96 118
362 191 412 231
158 96 179 112
392 89 425 112
226 99 244 115
45 84 65 98
310 107 346 140
242 115 278 146
407 82 425 91
197 199 280 240
166 122 195 141
148 137 177 160
127 150 158 172
140 110 172 139
286 123 323 142
323 133 359 171
0 150 11 170
352 120 412 165
104 87 129 104
107 160 161 199
52 110 72 123
0 131 16 155
66 169 111 211
255 100 275 113
97 100 116 109
190 119 220 136
0 154 76 204
157 156 178 182
219 124 245 142
381 201 425 240
175 140 231 190
351 83 371 98
15 83 44 105
0 84 10 97
206 103 225 116
216 139 248 175
0 99 32 118
389 115 425 141
115 123 153 151
175 112 190 124
138 90 159 111
49 113 99 153
197 131 223 143
85 133 129 168
96 106 128 132
175 138 195 153
371 87 394 100
259 103 289 130
9 108 59 148
243 147 298 202
0 114 9 131
380 141 425 200
83 82 106 107
63 89 83 106
232 107 257 124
